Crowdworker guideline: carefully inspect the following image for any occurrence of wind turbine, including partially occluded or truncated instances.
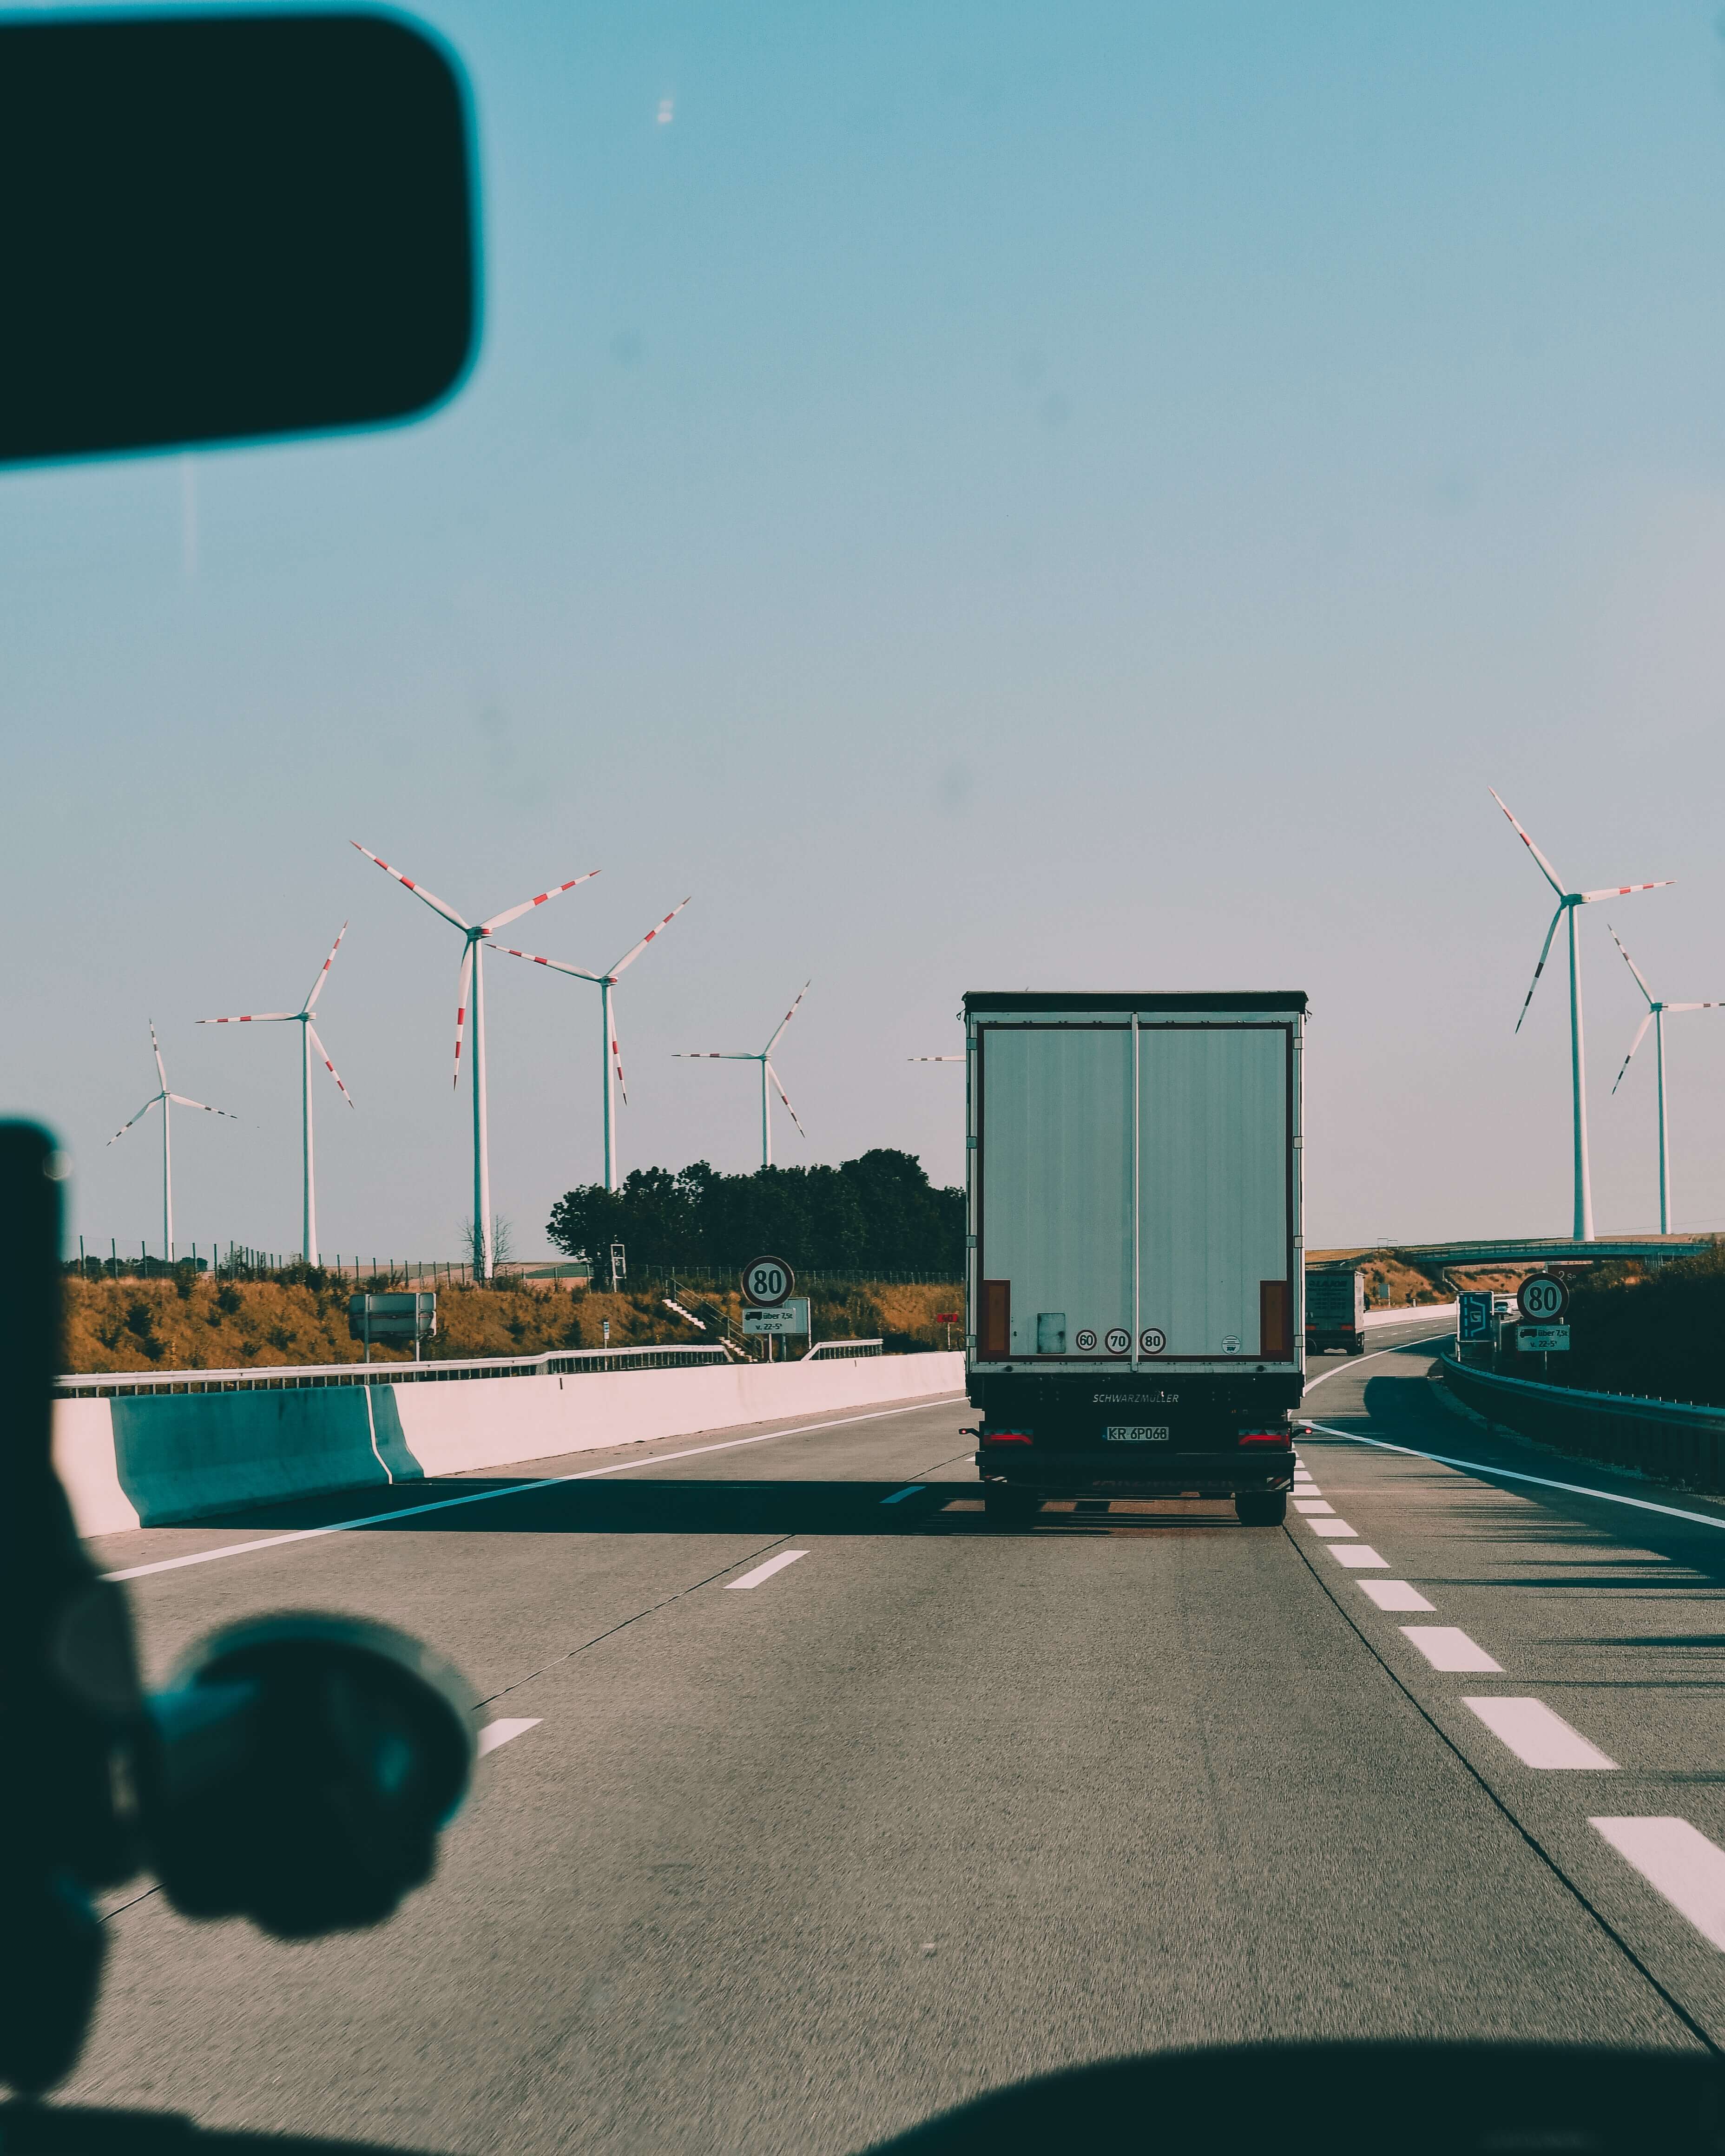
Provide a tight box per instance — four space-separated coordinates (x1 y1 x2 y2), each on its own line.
352 844 599 1277
676 982 810 1169
198 923 355 1266
1491 789 1672 1242
497 896 691 1191
107 1023 236 1262
1607 925 1722 1236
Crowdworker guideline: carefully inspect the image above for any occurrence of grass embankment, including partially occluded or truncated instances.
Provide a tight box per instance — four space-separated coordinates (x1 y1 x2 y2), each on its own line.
60 1274 963 1376
1307 1252 1539 1308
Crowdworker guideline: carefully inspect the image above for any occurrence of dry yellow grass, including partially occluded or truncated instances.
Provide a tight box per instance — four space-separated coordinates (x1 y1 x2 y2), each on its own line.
59 1273 965 1374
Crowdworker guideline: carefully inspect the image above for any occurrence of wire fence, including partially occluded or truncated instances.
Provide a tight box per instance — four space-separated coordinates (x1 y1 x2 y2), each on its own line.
64 1245 962 1292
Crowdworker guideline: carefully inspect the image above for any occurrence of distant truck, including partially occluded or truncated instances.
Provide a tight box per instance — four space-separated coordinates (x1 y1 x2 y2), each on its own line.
963 991 1304 1527
1304 1267 1365 1355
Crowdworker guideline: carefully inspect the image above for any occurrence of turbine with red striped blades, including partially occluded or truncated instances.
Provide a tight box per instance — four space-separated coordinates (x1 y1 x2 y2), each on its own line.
675 980 810 1169
497 896 691 1191
107 1022 237 1264
199 922 354 1266
1606 924 1722 1236
1490 788 1672 1242
352 844 599 1276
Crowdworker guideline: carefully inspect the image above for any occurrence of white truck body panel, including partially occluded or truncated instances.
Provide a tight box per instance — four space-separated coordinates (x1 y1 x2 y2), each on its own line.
967 996 1304 1378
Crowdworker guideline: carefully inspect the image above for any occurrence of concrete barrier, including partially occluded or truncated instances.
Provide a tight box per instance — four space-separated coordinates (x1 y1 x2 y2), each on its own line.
53 1352 967 1536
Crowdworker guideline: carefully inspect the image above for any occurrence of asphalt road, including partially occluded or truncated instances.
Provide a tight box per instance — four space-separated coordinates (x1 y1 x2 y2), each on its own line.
56 1320 1725 2152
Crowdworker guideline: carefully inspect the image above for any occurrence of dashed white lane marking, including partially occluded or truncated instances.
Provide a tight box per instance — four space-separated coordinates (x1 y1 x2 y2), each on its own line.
1359 1579 1435 1611
726 1550 809 1590
1463 1697 1618 1770
1401 1626 1501 1673
1310 1518 1356 1538
1294 1499 1333 1514
1592 1818 1725 1949
1329 1544 1388 1568
880 1486 924 1505
100 1400 959 1583
477 1717 541 1756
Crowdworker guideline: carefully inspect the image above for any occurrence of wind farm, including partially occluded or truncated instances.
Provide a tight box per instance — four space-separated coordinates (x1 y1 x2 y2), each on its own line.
674 980 811 1170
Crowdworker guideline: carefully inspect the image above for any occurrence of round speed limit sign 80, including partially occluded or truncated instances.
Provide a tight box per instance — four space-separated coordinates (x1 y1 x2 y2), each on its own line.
741 1255 795 1308
1517 1272 1568 1323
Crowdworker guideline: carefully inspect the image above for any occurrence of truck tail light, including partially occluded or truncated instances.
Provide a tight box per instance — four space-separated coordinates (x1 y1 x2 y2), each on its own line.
1236 1430 1286 1446
985 1431 1033 1445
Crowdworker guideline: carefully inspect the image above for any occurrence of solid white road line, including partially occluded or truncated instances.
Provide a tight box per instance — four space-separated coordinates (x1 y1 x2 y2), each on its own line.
1401 1626 1501 1673
1310 1518 1356 1538
101 1400 960 1584
1463 1697 1618 1770
1302 1330 1456 1394
1330 1545 1388 1568
880 1486 925 1505
1359 1580 1435 1611
1592 1818 1725 1950
725 1550 808 1591
477 1717 541 1756
1294 1499 1333 1514
1303 1421 1725 1539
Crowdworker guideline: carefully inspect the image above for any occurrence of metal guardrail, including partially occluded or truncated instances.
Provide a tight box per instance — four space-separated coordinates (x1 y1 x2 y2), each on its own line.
1438 1347 1725 1495
801 1339 883 1361
54 1342 729 1401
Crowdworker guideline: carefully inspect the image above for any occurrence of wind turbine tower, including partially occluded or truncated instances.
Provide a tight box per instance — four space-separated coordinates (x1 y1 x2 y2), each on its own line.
499 896 692 1191
199 922 355 1266
1490 789 1672 1242
676 982 810 1169
352 844 598 1277
1607 925 1722 1236
107 1023 236 1262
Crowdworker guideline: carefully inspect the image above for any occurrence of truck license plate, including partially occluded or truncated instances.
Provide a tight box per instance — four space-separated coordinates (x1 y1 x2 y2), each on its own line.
1105 1426 1171 1443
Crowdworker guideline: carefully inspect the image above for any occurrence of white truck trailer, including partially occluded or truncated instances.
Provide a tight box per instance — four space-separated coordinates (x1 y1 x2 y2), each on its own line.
963 991 1304 1525
1304 1266 1365 1356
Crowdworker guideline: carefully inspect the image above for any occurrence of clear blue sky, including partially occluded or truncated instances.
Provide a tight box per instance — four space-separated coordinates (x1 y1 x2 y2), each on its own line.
7 1 1725 1261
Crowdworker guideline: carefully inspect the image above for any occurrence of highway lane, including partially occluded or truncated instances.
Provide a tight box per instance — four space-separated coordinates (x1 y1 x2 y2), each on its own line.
59 1334 1725 2153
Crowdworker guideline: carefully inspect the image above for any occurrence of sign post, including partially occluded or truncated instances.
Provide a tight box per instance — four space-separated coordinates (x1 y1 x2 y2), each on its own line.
348 1291 436 1364
1515 1273 1571 1373
741 1255 794 1362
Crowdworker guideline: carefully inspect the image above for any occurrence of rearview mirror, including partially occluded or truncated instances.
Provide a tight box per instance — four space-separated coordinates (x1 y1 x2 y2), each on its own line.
0 10 477 466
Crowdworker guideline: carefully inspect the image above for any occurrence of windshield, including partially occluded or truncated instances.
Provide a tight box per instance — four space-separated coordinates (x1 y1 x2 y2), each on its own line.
12 6 1725 2151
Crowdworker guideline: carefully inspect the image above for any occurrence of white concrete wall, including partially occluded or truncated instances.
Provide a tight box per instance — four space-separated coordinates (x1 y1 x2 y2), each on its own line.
55 1353 967 1537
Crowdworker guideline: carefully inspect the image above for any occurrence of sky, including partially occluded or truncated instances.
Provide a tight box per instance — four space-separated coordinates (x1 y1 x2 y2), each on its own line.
7 0 1725 1263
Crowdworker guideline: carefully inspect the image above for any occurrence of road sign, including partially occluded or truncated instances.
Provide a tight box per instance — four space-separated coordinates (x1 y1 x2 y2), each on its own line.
1104 1328 1130 1355
743 1297 809 1337
1458 1292 1494 1342
1073 1328 1099 1352
741 1255 795 1307
1139 1327 1167 1355
1517 1324 1570 1352
1517 1272 1569 1323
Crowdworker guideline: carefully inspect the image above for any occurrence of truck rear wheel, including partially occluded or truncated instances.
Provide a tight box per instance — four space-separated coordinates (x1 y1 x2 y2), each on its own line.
1235 1492 1287 1526
984 1485 1038 1522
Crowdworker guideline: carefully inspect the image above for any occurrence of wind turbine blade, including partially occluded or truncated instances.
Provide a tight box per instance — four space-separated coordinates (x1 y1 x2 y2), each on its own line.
1610 1014 1653 1095
763 979 810 1056
481 870 600 934
1580 879 1675 903
1488 788 1567 898
607 896 691 979
611 1015 628 1106
766 1061 806 1138
150 1021 168 1089
1666 1001 1725 1013
1514 906 1565 1035
350 842 471 932
199 1012 295 1025
306 1023 356 1107
453 944 474 1089
303 920 349 1012
907 1056 963 1061
672 1052 754 1059
168 1096 238 1119
496 946 603 981
1606 924 1656 1010
107 1097 161 1144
